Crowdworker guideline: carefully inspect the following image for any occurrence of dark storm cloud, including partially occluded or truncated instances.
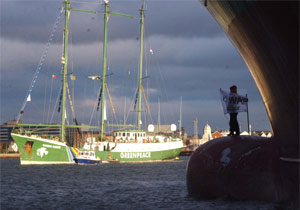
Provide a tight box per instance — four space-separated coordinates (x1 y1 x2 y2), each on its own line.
1 1 63 42
141 35 244 68
0 0 271 134
1 0 223 44
143 64 262 103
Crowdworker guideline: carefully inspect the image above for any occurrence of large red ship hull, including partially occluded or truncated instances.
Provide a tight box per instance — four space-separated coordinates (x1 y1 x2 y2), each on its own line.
187 0 299 206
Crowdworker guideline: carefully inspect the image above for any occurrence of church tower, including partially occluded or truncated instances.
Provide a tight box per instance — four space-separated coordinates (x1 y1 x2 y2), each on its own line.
201 122 212 144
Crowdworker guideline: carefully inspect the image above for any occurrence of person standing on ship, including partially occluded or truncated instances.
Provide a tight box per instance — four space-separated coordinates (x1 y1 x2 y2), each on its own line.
228 85 240 136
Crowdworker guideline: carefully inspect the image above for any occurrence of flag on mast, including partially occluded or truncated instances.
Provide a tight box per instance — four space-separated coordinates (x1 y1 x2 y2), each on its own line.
26 94 31 102
149 48 153 55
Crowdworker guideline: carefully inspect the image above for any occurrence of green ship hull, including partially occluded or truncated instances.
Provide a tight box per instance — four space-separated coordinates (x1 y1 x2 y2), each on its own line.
11 133 74 165
78 140 184 162
12 133 182 164
94 147 182 162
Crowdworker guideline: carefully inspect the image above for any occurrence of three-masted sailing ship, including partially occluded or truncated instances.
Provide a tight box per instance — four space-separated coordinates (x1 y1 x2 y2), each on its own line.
11 0 183 165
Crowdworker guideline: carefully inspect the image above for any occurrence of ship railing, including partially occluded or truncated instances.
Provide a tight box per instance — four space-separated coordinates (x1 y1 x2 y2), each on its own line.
114 138 182 144
12 124 62 141
12 123 101 142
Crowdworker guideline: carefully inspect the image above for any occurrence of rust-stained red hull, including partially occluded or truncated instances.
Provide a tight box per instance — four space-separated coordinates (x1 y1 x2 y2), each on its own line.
187 0 299 206
187 136 295 201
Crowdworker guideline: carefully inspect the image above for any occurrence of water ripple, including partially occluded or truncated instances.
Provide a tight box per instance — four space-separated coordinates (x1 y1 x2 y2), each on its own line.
1 158 276 210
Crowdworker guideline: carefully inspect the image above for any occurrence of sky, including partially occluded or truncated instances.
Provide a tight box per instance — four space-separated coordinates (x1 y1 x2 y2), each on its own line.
0 0 271 136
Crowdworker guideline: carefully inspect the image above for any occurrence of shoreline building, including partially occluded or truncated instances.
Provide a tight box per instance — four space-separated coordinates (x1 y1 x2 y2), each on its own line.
0 120 18 153
199 123 213 145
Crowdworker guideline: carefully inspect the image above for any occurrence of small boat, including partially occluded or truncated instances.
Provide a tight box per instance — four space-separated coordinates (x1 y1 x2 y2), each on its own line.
108 159 120 163
102 159 120 164
74 151 101 165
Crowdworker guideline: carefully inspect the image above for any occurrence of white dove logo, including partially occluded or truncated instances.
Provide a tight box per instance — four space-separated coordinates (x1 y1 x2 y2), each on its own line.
37 147 49 157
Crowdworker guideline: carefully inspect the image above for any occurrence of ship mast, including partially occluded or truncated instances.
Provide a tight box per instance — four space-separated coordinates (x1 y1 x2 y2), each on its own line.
99 1 133 140
137 4 144 130
100 1 109 140
60 0 70 142
179 96 182 138
61 0 97 142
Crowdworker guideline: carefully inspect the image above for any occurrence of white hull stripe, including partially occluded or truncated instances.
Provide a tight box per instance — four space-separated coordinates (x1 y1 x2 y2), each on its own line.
20 160 75 165
11 133 68 147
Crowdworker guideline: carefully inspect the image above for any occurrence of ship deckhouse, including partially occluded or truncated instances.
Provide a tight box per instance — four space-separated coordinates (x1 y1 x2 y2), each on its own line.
113 130 147 143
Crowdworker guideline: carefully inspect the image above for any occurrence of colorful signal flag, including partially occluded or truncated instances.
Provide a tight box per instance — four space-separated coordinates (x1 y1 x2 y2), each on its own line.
149 48 153 55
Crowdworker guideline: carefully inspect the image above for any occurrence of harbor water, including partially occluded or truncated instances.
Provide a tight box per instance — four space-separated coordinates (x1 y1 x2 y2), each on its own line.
1 157 275 210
